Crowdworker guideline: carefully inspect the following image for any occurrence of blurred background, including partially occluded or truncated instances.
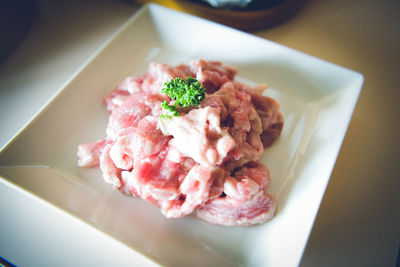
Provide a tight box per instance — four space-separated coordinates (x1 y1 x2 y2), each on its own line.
0 0 399 266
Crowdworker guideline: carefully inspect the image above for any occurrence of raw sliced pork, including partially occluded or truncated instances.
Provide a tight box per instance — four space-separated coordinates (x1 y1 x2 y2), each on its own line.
77 60 284 226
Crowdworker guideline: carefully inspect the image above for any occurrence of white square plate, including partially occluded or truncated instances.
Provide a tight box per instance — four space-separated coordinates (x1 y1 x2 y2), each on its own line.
0 4 363 267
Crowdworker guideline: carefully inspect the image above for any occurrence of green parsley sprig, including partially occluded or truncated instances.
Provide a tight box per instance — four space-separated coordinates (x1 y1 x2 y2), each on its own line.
160 76 205 119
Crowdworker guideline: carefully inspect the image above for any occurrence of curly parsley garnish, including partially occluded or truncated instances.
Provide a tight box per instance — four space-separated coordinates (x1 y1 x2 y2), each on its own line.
160 76 205 119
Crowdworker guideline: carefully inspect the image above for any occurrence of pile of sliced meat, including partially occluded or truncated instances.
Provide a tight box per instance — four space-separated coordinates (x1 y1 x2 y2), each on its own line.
77 59 284 226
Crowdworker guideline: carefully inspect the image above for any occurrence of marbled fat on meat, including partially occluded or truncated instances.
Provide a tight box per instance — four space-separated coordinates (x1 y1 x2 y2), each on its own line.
160 106 235 167
77 60 284 226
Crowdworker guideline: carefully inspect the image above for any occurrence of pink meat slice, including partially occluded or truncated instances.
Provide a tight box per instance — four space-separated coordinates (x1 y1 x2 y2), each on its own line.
116 76 145 94
116 133 216 218
77 139 109 167
196 162 275 226
111 116 194 215
121 149 183 206
111 116 176 197
250 93 284 148
103 76 147 113
163 165 213 218
103 89 131 113
191 59 237 93
133 116 171 160
202 82 265 171
121 149 217 219
233 161 271 189
110 116 171 171
99 143 122 188
121 148 202 216
160 106 235 167
109 127 136 170
106 92 163 140
141 62 195 95
197 190 276 226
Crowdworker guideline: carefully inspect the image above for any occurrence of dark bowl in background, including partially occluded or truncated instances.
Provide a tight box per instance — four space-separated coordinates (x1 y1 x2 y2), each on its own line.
132 0 307 31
